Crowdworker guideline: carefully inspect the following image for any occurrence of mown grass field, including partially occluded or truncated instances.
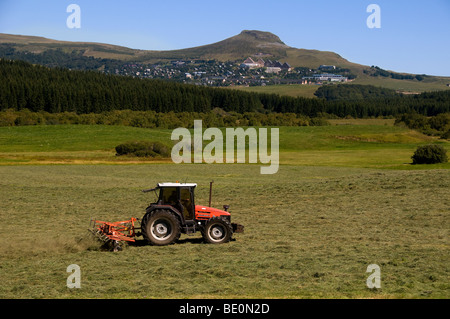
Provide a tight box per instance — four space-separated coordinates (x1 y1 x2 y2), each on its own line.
0 121 448 168
0 121 449 299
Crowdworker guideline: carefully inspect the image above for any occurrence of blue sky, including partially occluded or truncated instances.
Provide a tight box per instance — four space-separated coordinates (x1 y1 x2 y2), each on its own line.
1 0 449 76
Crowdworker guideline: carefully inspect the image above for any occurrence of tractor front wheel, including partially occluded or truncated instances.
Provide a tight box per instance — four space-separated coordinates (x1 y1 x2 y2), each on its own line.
141 210 181 246
202 217 233 244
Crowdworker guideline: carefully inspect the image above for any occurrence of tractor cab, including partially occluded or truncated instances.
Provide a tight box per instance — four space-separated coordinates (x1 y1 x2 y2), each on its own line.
155 183 196 221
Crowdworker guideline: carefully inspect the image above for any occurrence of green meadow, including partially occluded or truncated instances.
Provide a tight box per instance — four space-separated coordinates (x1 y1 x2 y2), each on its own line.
0 121 448 168
0 121 449 299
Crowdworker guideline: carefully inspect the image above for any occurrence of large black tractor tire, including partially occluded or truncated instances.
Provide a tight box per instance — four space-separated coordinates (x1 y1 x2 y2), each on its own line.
202 217 233 244
141 210 181 246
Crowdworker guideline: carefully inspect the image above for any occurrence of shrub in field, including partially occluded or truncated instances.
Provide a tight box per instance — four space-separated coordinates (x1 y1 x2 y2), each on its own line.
411 144 448 164
115 141 170 158
440 130 450 140
309 117 331 126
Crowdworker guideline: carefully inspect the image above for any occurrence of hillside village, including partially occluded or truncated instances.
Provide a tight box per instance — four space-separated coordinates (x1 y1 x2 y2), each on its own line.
0 43 354 87
0 41 355 87
105 57 354 87
2 31 447 92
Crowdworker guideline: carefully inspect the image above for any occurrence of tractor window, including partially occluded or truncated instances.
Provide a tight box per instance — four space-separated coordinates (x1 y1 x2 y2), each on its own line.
160 187 178 205
180 187 194 220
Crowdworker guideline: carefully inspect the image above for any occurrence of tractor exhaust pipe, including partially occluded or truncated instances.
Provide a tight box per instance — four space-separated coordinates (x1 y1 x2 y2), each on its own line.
209 180 214 207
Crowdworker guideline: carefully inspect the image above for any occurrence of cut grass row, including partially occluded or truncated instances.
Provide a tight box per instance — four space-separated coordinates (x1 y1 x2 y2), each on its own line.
0 164 448 298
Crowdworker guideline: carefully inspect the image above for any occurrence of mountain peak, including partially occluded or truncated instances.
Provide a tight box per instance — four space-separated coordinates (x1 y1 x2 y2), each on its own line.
238 30 286 45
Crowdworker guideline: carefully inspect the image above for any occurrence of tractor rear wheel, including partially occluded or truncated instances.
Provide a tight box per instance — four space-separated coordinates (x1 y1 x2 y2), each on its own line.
141 210 181 246
202 217 233 244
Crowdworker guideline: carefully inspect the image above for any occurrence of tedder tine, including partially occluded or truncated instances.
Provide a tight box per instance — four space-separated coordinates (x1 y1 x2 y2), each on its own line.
89 217 138 251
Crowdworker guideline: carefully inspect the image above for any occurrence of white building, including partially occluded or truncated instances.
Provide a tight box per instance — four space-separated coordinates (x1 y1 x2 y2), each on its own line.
240 57 264 69
265 67 282 74
303 73 348 82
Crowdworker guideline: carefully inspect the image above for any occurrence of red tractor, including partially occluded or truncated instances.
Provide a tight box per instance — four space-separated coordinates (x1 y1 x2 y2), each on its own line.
90 182 243 249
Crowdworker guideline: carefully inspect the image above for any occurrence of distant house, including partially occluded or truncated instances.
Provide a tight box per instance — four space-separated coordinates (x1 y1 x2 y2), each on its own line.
263 59 291 73
211 76 226 83
193 71 206 77
240 57 262 69
256 59 265 67
273 61 283 68
241 57 290 72
282 62 291 71
301 79 313 85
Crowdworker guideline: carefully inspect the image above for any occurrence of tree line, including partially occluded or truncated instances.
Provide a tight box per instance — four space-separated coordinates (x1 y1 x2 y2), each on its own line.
1 59 449 118
314 84 400 101
0 108 329 128
395 112 450 139
365 66 426 81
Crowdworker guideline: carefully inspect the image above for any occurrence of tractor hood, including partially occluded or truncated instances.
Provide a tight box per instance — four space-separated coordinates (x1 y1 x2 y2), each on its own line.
195 205 230 218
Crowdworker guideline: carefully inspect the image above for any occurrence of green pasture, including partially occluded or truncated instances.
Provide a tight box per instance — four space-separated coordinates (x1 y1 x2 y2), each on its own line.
351 75 450 93
0 122 448 168
0 121 449 299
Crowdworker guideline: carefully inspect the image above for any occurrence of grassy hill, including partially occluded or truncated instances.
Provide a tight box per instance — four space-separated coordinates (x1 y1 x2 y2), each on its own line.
0 30 347 65
0 33 140 60
2 30 449 94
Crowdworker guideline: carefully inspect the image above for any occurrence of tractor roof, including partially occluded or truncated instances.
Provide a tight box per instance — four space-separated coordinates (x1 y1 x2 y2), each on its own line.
157 182 197 188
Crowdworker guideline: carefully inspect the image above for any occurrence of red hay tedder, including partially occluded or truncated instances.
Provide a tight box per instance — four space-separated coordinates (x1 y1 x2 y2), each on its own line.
90 181 244 251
